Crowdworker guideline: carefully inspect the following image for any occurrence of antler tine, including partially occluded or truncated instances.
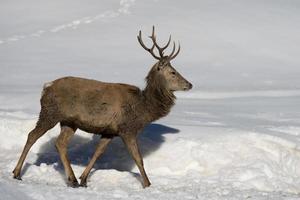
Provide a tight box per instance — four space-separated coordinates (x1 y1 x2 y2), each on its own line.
137 30 160 60
168 42 176 58
161 35 172 51
169 42 181 60
149 26 172 58
149 26 164 57
137 31 149 51
148 26 156 42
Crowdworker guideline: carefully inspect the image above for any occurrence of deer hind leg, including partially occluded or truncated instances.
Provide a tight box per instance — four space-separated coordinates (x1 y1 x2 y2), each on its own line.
12 117 57 180
79 135 113 187
55 124 78 187
122 135 151 188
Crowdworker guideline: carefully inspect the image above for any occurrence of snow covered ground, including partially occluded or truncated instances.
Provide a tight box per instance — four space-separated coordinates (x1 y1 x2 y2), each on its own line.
1 0 300 199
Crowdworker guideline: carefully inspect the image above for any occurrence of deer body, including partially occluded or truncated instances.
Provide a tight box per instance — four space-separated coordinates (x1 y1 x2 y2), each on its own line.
42 77 146 135
13 26 192 188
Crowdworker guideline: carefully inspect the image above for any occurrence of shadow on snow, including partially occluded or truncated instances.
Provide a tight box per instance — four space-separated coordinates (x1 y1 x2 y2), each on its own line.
29 123 179 180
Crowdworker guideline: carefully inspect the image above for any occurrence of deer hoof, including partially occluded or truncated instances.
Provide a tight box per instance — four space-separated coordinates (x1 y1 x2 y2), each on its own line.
143 181 151 188
13 175 22 180
79 182 87 188
12 170 22 180
79 179 87 187
67 179 79 188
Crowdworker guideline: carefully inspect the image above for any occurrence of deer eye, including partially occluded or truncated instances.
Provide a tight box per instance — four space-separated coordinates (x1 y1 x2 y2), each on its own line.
171 71 176 75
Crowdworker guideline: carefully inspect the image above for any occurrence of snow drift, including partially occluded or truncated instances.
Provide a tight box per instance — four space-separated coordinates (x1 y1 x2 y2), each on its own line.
1 93 300 199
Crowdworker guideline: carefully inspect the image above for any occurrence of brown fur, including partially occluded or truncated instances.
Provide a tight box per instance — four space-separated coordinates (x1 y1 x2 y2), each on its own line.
12 28 192 188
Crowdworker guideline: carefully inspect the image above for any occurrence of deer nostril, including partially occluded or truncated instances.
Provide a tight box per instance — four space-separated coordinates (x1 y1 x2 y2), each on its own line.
183 82 192 91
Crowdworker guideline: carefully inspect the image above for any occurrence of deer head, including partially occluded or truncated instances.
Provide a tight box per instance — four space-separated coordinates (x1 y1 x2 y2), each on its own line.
138 26 192 92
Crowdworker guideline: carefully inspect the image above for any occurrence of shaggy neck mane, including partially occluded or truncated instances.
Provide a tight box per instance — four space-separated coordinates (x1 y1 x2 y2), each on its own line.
142 67 176 122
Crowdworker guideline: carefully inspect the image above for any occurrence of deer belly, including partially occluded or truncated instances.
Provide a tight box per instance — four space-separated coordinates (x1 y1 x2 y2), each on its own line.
63 108 119 134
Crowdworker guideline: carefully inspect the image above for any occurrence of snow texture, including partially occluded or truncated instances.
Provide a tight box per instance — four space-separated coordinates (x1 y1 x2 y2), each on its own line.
1 0 300 199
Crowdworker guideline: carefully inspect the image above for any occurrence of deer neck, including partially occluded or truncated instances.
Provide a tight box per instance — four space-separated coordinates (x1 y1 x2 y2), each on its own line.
142 77 176 122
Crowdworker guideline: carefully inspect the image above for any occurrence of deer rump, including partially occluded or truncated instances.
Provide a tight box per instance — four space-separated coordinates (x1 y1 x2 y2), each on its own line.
42 76 143 135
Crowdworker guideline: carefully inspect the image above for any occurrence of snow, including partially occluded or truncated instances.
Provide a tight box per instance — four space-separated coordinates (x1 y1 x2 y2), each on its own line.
1 0 300 199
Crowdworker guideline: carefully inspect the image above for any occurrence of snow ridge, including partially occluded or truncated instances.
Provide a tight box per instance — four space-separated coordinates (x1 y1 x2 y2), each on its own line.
0 0 136 45
176 90 300 100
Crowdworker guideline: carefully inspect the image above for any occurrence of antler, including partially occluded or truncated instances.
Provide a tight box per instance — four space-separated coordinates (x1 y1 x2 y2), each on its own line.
137 26 180 61
137 30 160 60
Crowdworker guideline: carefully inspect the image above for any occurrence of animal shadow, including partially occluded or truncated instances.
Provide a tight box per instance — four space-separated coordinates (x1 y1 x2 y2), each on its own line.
34 123 179 174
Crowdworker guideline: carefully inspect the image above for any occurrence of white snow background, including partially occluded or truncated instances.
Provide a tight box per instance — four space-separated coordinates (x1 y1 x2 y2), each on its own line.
1 0 300 199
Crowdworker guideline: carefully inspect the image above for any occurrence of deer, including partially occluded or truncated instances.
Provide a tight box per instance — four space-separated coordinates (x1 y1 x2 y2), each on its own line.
12 26 192 188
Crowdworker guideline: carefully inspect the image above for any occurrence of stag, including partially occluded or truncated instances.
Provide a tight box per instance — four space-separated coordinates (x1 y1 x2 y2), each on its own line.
12 26 192 188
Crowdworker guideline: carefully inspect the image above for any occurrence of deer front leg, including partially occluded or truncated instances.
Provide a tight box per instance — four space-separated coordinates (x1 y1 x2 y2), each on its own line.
55 125 78 187
121 135 151 188
79 135 113 187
